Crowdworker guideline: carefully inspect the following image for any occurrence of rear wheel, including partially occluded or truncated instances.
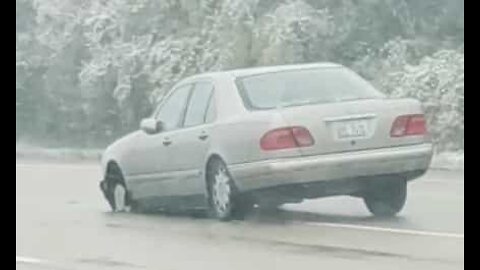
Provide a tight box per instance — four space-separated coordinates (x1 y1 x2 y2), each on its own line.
207 159 253 221
363 178 407 217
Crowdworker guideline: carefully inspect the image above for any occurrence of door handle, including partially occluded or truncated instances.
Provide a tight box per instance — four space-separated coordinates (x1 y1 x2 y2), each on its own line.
198 133 209 141
163 138 172 146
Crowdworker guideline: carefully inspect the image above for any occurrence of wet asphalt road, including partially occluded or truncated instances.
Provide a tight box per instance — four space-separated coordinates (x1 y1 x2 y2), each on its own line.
16 161 464 270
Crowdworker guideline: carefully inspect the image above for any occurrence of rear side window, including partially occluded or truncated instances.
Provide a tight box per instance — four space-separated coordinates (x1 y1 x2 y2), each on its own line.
183 82 214 127
205 94 216 124
236 67 384 110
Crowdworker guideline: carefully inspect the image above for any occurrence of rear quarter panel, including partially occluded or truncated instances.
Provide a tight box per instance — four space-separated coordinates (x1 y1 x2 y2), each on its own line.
207 112 304 166
207 73 308 165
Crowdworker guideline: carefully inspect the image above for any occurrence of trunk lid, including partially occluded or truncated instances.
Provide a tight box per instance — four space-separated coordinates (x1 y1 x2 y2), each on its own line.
278 98 428 156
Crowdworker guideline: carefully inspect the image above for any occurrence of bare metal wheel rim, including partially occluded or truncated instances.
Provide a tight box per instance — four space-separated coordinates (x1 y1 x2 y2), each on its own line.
113 184 127 212
212 167 232 216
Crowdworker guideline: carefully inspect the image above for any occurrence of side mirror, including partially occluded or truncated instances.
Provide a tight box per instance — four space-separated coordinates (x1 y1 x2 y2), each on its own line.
140 118 163 134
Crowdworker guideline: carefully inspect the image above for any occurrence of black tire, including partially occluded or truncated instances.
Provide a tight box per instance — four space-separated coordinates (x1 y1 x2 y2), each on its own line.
206 159 253 221
103 164 135 213
363 178 407 217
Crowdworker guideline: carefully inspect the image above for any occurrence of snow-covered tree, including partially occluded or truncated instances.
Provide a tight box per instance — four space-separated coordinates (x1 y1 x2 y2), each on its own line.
16 0 464 149
253 0 333 65
381 49 464 151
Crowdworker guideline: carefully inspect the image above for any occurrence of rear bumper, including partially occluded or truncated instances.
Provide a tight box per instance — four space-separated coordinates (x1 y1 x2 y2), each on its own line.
229 143 433 192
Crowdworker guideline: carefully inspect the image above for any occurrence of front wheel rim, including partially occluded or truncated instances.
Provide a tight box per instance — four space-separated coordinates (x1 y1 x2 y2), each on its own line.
113 184 127 212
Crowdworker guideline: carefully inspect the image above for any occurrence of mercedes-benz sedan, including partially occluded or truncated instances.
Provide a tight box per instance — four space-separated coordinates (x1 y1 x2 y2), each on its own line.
100 63 433 220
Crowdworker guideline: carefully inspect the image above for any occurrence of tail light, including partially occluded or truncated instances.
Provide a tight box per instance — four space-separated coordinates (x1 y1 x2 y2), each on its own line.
261 127 314 151
391 114 428 137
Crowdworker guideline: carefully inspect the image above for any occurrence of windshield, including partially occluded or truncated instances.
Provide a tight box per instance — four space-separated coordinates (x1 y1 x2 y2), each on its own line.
236 68 385 110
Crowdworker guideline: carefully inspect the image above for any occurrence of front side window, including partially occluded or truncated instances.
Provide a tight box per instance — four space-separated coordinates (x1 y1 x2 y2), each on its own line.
154 84 192 131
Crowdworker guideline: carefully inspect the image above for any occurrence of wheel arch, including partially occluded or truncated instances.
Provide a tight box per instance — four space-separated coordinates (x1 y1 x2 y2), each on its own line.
104 160 127 187
204 154 226 184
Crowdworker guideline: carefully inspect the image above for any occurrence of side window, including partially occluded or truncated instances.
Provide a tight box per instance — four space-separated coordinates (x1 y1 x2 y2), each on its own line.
183 82 214 128
155 84 192 131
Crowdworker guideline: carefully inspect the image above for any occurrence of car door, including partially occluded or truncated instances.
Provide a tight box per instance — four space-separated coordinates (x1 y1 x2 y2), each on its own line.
129 84 193 200
166 81 216 198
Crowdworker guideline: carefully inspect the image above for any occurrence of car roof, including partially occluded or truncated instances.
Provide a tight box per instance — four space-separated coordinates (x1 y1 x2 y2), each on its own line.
185 62 343 82
170 63 345 119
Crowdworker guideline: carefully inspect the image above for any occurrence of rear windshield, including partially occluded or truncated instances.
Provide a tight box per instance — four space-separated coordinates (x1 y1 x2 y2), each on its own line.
236 67 384 110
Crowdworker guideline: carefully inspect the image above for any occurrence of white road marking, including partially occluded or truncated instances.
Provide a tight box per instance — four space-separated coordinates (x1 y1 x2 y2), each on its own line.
16 163 99 170
16 256 47 264
421 180 464 185
302 222 464 239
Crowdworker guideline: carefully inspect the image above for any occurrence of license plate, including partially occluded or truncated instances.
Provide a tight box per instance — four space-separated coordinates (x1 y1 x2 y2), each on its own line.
335 120 370 140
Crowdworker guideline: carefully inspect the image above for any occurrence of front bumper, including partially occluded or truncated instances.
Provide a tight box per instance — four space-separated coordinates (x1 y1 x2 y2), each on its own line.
229 143 433 192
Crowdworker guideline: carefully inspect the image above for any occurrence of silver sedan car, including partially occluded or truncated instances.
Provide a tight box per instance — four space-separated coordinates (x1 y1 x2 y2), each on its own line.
99 63 433 221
